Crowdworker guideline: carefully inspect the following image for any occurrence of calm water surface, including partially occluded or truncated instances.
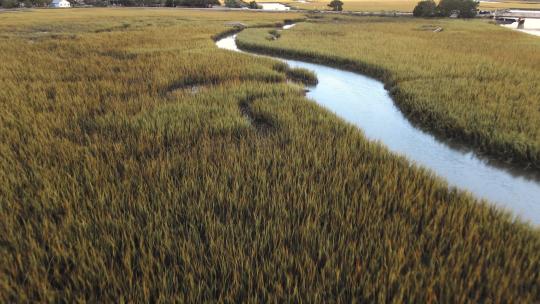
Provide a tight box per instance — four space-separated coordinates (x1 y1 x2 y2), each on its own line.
501 18 540 37
258 2 290 10
500 10 540 37
216 29 540 225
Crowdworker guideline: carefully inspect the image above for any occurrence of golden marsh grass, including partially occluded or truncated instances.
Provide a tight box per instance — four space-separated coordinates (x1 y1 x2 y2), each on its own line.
0 9 539 302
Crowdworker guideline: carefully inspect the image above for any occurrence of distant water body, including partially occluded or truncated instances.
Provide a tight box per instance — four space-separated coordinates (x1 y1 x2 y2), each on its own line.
258 2 290 10
500 10 540 37
216 26 540 225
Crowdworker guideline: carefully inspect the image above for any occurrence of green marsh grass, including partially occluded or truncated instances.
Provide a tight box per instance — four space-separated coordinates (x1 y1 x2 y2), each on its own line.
238 16 540 170
0 9 539 302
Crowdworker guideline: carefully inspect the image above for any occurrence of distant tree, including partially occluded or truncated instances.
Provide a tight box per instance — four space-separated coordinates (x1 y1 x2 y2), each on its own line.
17 0 48 6
181 0 218 7
66 0 86 6
165 0 175 6
1 0 18 7
142 0 154 5
88 0 108 6
247 0 260 9
327 0 342 11
437 0 478 18
413 0 437 17
224 0 243 7
117 0 136 6
84 0 105 5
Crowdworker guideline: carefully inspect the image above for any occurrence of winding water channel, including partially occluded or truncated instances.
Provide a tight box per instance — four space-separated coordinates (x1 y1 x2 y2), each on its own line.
216 26 540 225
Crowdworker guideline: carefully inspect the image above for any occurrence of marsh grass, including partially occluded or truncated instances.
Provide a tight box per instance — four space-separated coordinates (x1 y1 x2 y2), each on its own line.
238 16 540 169
273 61 319 85
0 8 539 302
285 67 319 85
281 0 540 12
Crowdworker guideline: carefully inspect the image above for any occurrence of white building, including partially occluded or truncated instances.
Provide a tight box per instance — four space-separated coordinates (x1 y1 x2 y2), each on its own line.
50 0 71 8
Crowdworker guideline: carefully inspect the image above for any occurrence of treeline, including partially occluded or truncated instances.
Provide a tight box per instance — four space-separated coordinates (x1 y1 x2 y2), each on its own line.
413 0 479 18
1 0 49 8
165 0 218 7
0 0 219 7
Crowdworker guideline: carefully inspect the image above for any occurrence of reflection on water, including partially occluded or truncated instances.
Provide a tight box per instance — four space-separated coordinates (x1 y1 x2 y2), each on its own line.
216 30 540 225
215 34 240 50
501 19 540 37
258 2 290 10
283 24 296 30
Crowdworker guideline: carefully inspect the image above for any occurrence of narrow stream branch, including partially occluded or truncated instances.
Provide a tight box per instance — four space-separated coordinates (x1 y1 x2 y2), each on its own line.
216 25 540 225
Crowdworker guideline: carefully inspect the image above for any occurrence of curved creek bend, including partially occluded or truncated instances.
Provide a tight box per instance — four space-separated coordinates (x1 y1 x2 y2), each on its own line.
216 26 540 225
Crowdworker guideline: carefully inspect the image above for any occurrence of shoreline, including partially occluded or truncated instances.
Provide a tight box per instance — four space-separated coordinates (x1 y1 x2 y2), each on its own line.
233 24 540 172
